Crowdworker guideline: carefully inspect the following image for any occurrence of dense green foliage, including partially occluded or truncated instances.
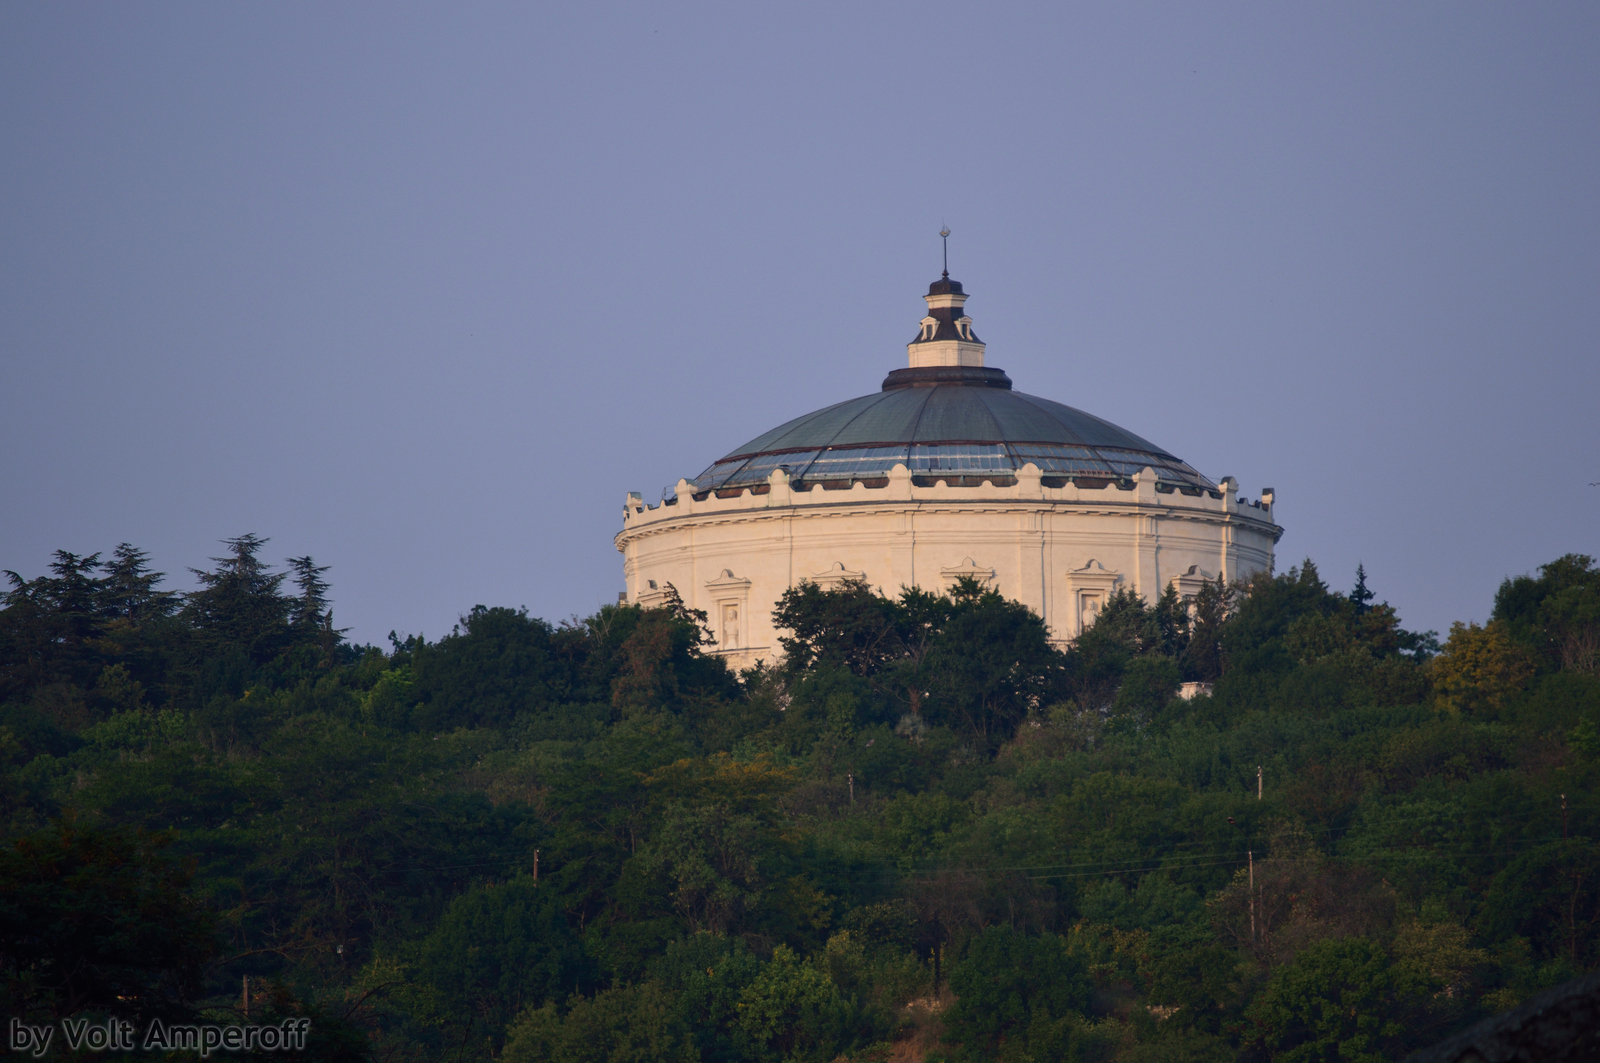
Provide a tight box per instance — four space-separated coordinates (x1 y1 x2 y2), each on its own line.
2 537 1598 1062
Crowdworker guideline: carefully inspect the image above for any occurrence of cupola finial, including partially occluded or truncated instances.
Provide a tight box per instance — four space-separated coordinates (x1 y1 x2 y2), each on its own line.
908 238 983 368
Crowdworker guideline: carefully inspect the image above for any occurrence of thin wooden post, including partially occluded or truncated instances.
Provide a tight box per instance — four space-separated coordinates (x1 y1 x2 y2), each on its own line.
533 849 540 883
1257 765 1262 800
1248 850 1255 947
243 975 249 1020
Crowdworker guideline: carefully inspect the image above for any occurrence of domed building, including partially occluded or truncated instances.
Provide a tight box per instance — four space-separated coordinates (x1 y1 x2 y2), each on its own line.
617 271 1281 669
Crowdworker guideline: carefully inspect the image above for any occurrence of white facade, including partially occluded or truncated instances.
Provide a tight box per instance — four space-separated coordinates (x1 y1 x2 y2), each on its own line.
617 464 1279 671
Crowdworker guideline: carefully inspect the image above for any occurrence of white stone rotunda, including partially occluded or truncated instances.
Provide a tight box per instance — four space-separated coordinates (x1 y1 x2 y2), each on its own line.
616 271 1282 671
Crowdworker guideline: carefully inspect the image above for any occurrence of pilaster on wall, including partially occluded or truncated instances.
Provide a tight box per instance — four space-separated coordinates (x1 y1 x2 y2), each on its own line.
1217 477 1239 582
1132 468 1161 602
886 463 916 598
1017 510 1046 619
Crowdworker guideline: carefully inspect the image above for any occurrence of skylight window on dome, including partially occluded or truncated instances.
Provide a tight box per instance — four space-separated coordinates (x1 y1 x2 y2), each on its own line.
1001 444 1214 488
906 444 1011 473
691 461 742 490
1100 458 1182 481
696 449 824 489
799 446 909 480
736 450 821 483
1017 455 1117 476
1007 445 1111 474
1009 444 1098 462
1094 447 1167 465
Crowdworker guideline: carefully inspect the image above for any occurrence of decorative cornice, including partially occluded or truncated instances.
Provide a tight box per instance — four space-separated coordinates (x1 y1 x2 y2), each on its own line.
615 465 1281 550
616 502 1282 549
704 569 752 596
940 557 995 587
635 579 674 609
808 562 867 588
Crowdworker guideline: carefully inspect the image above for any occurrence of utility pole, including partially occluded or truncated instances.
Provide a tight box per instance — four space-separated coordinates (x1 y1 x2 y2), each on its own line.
1257 765 1263 800
533 849 540 884
1562 795 1568 839
848 772 854 806
1248 850 1256 948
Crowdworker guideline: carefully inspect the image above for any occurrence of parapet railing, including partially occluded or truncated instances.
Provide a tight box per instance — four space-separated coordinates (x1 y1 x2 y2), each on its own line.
622 464 1275 528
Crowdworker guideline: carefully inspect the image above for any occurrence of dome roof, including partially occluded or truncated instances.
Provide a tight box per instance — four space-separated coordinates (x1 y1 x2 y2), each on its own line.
692 366 1214 494
689 273 1216 495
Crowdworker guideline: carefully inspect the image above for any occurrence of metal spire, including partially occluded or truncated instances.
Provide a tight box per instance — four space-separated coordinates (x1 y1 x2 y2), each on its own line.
940 226 951 277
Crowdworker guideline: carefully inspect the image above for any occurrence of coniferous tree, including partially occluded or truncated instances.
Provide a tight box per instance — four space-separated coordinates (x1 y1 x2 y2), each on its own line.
1180 574 1235 682
1152 583 1192 659
1351 563 1376 616
286 556 331 633
286 555 348 666
98 544 177 623
35 551 105 643
182 534 292 663
0 552 107 698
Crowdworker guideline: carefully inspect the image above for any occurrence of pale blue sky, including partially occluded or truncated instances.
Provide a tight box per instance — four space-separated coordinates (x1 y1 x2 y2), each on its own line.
3 2 1597 644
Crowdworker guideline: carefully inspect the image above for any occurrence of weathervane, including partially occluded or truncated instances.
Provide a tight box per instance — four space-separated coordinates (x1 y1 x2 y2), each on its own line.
940 225 951 278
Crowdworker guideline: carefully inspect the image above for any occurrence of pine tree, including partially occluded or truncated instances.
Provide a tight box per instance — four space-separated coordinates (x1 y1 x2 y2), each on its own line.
1153 583 1192 659
183 534 291 662
1 552 105 697
286 555 346 662
32 551 106 645
286 556 331 633
1181 575 1235 682
1351 563 1375 616
99 544 177 623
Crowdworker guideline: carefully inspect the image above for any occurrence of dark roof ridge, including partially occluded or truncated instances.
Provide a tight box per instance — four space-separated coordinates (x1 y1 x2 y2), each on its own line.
882 365 1011 391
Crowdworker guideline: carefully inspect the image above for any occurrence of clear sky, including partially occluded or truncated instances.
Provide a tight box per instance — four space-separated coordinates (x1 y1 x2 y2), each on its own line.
3 2 1597 645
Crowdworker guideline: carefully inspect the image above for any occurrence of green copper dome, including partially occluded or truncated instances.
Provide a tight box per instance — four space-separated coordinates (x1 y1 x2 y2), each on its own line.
690 275 1216 496
692 364 1214 494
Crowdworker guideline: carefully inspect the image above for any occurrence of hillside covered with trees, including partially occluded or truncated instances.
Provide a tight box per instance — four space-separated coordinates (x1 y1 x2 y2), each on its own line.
2 537 1598 1062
